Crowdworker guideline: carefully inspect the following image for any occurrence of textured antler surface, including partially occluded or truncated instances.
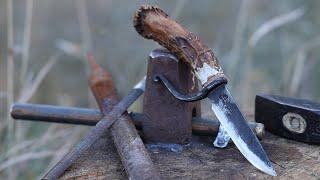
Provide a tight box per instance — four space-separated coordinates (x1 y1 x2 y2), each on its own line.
134 5 226 86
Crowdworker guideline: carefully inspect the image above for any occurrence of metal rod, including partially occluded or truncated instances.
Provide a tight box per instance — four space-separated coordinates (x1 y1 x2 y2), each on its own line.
11 103 264 139
153 74 227 102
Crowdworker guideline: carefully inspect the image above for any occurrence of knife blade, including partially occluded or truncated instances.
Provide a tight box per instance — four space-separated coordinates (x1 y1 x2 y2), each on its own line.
209 85 276 176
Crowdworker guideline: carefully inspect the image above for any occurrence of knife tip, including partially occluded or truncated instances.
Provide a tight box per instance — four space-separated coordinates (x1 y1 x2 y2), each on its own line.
264 166 277 176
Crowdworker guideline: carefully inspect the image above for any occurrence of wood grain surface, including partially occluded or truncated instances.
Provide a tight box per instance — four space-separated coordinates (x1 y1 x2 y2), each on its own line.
60 132 320 179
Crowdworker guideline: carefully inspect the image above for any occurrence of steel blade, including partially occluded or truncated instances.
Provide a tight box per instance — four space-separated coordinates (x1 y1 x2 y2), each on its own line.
208 85 276 176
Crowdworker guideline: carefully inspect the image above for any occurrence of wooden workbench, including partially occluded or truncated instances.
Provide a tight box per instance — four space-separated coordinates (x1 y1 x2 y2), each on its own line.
60 131 320 179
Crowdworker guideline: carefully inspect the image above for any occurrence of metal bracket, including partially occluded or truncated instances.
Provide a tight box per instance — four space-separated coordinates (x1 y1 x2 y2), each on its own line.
153 74 227 102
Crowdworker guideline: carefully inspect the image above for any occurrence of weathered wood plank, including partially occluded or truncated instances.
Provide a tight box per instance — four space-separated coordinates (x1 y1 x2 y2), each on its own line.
60 132 320 179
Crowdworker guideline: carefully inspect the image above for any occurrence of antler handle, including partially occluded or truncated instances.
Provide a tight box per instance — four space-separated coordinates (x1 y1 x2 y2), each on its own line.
134 5 226 86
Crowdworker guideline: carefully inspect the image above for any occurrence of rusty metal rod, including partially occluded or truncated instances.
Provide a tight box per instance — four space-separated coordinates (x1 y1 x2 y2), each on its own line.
42 53 159 179
11 103 265 139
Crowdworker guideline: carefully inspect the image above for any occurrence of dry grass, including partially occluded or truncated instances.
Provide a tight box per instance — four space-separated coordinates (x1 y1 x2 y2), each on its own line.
1 1 319 179
288 36 320 95
1 1 87 178
249 7 305 47
20 0 34 86
6 0 14 147
228 0 251 79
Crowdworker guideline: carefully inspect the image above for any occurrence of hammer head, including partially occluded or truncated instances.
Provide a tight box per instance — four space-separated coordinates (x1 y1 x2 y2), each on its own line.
255 94 320 144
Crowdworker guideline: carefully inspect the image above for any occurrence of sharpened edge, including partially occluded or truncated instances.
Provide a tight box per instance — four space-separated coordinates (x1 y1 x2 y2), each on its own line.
211 102 277 176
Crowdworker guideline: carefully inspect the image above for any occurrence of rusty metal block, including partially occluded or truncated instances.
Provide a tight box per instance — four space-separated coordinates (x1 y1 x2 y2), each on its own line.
142 49 201 144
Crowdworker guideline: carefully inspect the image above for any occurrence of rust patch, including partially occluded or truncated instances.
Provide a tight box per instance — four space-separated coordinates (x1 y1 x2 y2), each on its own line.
142 49 201 144
87 52 119 112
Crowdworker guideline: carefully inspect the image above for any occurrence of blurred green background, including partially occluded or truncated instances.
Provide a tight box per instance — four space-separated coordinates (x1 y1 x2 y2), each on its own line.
1 0 320 179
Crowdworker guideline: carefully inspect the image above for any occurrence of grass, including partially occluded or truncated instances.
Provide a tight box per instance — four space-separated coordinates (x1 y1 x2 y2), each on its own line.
1 1 320 179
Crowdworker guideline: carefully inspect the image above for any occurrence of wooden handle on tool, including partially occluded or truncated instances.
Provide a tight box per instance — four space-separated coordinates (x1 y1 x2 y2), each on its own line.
87 52 118 112
134 5 226 86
